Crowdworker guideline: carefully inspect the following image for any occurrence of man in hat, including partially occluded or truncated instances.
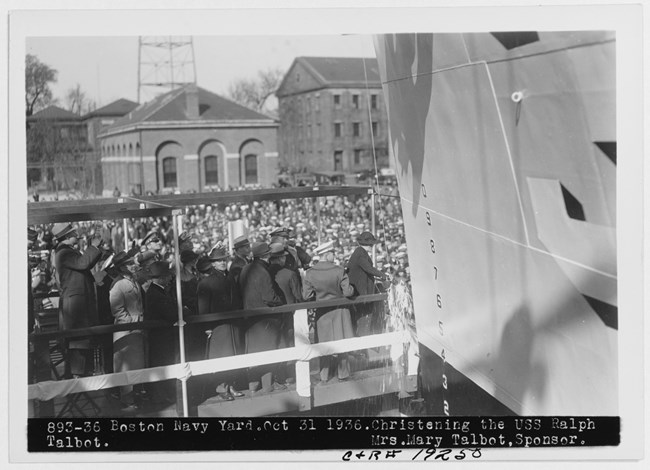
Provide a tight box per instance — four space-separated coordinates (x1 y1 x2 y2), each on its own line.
347 231 387 337
302 240 355 382
196 247 245 401
228 235 251 285
239 242 285 393
52 222 105 376
144 261 180 404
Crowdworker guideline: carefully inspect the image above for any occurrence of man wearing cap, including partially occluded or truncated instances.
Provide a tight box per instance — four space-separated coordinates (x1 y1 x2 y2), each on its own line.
268 243 303 305
141 230 164 259
287 228 312 269
144 261 180 404
52 222 105 376
270 227 303 272
302 240 355 382
196 248 245 401
239 241 285 393
228 235 251 285
347 231 387 337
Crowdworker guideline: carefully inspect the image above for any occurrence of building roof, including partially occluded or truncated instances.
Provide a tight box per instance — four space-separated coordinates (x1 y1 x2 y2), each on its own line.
83 98 139 119
299 57 381 85
277 57 382 97
104 84 275 133
28 105 80 121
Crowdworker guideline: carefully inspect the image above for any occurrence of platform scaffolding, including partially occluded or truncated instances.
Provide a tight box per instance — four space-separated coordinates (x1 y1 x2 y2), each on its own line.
28 186 418 418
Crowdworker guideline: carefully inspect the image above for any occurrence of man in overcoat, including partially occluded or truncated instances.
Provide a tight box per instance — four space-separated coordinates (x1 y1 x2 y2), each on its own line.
303 241 355 382
239 242 285 393
52 222 104 376
347 231 388 336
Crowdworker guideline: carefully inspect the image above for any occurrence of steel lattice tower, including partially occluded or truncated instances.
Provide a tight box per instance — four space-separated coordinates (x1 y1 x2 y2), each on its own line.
137 36 197 103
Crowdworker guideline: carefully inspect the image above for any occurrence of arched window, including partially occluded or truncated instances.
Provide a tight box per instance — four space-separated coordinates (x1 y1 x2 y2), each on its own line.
204 155 219 185
244 154 257 184
129 143 133 156
162 157 177 187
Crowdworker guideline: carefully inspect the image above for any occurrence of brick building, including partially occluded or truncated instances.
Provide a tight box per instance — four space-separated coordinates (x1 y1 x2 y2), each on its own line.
26 105 95 195
98 84 279 196
276 57 390 177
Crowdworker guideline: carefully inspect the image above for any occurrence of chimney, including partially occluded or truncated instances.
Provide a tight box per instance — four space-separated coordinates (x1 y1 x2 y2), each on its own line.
185 84 199 120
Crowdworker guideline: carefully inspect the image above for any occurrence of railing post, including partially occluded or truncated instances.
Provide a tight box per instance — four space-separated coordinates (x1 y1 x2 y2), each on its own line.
293 308 311 411
172 208 189 417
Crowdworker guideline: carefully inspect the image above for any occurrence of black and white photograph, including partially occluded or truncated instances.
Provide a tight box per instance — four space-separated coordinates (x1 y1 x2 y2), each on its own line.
3 0 646 466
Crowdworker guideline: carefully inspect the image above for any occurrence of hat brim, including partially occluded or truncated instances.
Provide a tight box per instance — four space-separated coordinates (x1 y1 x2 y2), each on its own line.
54 226 77 240
269 250 289 258
358 239 380 245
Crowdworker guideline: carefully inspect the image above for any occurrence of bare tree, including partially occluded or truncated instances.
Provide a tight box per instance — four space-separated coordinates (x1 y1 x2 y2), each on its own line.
65 83 88 115
227 68 284 114
25 54 58 116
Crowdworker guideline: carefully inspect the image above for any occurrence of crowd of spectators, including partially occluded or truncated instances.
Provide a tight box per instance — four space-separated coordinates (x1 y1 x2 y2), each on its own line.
29 184 410 294
28 182 412 412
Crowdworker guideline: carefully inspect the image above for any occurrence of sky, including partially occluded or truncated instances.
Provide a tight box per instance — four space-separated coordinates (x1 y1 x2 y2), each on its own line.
26 34 377 109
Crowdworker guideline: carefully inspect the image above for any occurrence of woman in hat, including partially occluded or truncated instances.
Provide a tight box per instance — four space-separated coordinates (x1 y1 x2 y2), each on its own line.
109 250 145 409
196 247 245 401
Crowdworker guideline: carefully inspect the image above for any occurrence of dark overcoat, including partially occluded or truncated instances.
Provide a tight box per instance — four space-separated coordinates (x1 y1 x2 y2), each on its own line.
269 265 303 304
347 246 384 296
228 255 248 285
239 259 284 354
54 244 102 330
144 282 179 367
197 269 244 359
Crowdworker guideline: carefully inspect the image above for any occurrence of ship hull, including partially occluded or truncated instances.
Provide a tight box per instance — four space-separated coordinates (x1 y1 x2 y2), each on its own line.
375 32 617 415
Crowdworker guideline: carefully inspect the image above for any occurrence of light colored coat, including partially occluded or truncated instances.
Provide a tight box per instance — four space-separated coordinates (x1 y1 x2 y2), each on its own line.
110 276 144 342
